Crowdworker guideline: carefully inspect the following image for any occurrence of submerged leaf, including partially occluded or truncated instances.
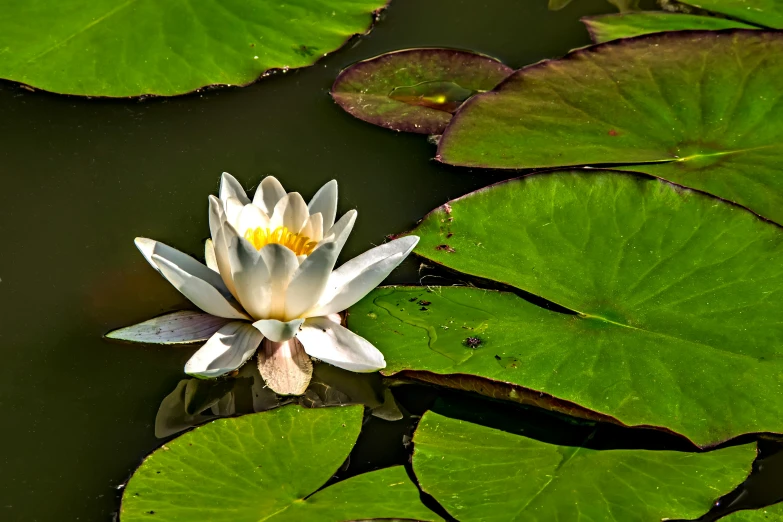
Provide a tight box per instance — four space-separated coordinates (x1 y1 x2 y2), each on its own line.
123 405 440 521
583 12 756 43
437 31 783 224
0 0 388 97
412 411 756 521
332 48 512 134
349 171 783 447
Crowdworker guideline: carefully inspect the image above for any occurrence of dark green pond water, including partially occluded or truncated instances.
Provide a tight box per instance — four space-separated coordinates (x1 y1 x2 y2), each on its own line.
1 0 781 520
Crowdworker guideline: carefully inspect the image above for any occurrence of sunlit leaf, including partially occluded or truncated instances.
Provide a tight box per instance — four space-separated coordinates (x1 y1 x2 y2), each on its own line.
723 502 783 520
0 0 388 97
123 405 440 521
583 12 755 43
348 171 783 447
437 31 783 224
677 0 783 28
412 411 756 521
332 48 512 134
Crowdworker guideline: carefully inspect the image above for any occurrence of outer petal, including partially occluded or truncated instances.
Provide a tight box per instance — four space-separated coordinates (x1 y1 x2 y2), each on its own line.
212 221 241 299
229 236 272 319
309 236 419 317
307 180 338 231
259 243 299 318
320 209 356 256
252 318 304 342
208 195 224 240
135 238 231 299
237 203 271 235
269 192 309 233
219 172 250 205
204 239 218 272
105 311 231 344
257 338 313 395
152 254 249 320
253 176 287 215
298 317 385 372
184 321 262 378
284 241 339 320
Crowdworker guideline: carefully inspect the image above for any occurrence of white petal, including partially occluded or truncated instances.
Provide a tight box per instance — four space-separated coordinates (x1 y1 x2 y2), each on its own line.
208 195 224 240
284 241 339 320
269 192 309 232
252 318 304 342
219 172 250 205
135 238 231 298
308 180 337 230
105 311 231 344
301 212 324 242
257 338 313 395
205 239 218 272
298 317 385 372
237 203 271 235
184 321 262 378
152 254 249 320
253 176 287 215
212 221 240 299
321 209 356 256
259 243 299 318
224 197 245 230
310 236 419 316
229 236 272 319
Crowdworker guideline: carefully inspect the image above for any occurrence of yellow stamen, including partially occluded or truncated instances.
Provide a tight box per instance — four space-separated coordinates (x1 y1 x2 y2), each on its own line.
243 226 318 256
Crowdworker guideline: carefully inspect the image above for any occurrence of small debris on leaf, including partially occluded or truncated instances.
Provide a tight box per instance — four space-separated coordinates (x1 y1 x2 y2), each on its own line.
464 336 482 349
435 244 456 253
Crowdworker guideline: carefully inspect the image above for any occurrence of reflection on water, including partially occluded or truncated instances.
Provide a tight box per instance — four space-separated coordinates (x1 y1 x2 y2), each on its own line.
155 361 403 438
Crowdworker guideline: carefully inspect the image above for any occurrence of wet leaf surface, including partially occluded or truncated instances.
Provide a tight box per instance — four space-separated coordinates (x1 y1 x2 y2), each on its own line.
0 0 387 96
677 0 783 28
437 31 783 224
583 12 755 43
123 405 440 521
349 171 783 447
332 48 512 134
412 411 756 521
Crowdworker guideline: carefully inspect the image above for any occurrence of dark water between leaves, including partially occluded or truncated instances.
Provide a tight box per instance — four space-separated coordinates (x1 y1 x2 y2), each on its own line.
1 0 781 520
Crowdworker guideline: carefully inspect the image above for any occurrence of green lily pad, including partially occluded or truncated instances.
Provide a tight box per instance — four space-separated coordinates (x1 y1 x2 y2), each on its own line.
122 405 440 521
436 31 783 224
678 0 783 28
0 0 387 97
723 502 783 520
348 171 783 446
332 49 512 134
412 411 756 522
583 13 756 43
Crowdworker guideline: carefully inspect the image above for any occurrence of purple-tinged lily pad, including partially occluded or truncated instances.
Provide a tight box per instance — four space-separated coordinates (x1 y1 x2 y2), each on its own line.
331 48 512 134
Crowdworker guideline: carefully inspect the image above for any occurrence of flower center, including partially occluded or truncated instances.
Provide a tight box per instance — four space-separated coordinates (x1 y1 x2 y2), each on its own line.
244 226 318 256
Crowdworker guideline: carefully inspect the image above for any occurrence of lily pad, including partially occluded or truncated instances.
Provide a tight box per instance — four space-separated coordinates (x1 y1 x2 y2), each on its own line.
723 502 783 520
122 405 439 521
348 171 783 446
332 49 512 134
0 0 388 97
436 31 783 224
678 0 783 28
412 411 756 521
583 13 756 43
106 311 230 345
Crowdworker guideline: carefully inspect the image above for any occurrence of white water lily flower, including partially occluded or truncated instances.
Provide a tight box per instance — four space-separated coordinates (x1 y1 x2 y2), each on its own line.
132 173 418 395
